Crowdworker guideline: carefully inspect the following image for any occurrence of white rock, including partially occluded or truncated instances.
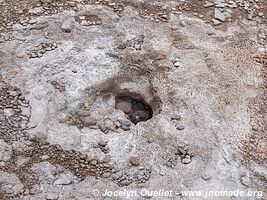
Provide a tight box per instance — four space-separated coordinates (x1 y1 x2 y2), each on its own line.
241 176 251 186
40 0 53 3
61 20 73 33
0 140 12 162
214 8 226 21
20 106 31 117
46 192 59 200
12 24 25 31
181 155 191 164
212 19 222 25
54 173 74 185
174 61 181 67
204 2 214 7
0 171 24 195
16 156 30 166
4 108 14 117
28 7 44 15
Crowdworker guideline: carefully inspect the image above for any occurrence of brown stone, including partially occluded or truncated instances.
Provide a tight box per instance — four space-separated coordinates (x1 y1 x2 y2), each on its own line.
80 116 97 126
129 156 140 166
116 102 132 114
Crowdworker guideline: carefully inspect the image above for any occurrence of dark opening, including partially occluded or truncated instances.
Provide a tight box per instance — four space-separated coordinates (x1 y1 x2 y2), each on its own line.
115 95 153 124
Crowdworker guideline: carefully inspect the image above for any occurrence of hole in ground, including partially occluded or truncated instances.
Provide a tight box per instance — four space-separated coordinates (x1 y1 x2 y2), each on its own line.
115 95 153 124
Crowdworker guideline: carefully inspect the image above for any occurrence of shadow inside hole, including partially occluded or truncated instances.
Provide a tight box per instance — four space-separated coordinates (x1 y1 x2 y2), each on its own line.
115 95 153 124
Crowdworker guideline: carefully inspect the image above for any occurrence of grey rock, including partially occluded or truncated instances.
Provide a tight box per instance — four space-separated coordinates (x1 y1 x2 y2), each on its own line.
4 108 14 117
90 160 98 166
110 173 120 180
118 119 132 127
171 114 181 120
202 172 212 180
46 193 59 200
102 172 111 178
0 140 12 162
77 109 90 117
40 0 54 3
80 116 97 126
173 61 181 67
241 176 251 186
20 106 31 117
61 20 72 33
204 2 214 7
7 91 19 96
116 102 132 114
41 155 50 160
148 138 154 143
54 173 74 185
176 124 185 130
181 155 191 164
98 140 107 147
120 179 132 186
27 121 38 129
28 7 43 15
212 19 222 25
121 125 131 131
214 8 226 21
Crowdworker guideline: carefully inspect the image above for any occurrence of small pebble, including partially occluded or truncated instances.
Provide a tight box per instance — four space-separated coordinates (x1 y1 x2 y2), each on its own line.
181 155 191 164
176 124 185 130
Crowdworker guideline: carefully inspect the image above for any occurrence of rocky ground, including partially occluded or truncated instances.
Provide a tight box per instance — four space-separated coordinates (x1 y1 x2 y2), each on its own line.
0 0 266 199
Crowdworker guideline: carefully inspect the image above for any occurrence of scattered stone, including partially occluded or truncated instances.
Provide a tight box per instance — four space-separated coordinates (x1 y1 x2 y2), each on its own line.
241 176 251 186
120 179 132 186
3 108 14 117
121 125 131 131
212 19 222 25
171 114 181 120
118 119 132 127
16 156 30 166
247 13 253 20
61 20 72 33
159 170 166 176
116 128 124 133
0 140 12 163
90 160 98 166
27 121 38 129
204 2 214 7
41 155 50 160
180 21 186 27
176 147 187 156
103 155 111 163
173 61 181 67
181 155 191 164
46 192 59 200
214 8 226 21
28 7 43 15
98 140 107 147
102 172 111 178
54 173 74 185
187 148 198 157
40 0 54 3
116 102 132 114
110 173 120 180
202 172 212 181
80 116 97 126
114 121 121 127
77 109 90 117
129 156 140 166
148 138 154 143
176 124 185 130
20 106 31 117
102 145 110 153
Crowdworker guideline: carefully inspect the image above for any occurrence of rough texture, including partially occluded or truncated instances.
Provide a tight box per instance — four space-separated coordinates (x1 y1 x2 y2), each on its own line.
0 0 266 199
